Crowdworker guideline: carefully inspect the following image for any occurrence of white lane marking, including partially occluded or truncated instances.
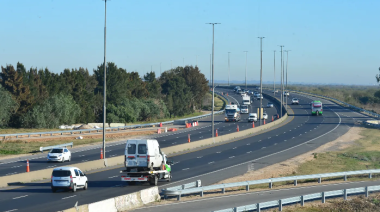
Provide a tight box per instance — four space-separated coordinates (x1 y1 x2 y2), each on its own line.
233 147 237 149
82 160 88 162
274 143 277 145
197 156 203 159
284 140 287 141
247 151 252 154
78 155 85 157
208 161 214 164
108 175 118 178
11 165 22 168
246 143 250 145
276 135 279 136
47 165 57 168
182 168 190 170
268 137 271 139
62 195 76 200
172 142 177 145
229 156 235 158
216 152 221 154
261 147 266 149
12 195 28 199
4 209 18 212
112 184 122 187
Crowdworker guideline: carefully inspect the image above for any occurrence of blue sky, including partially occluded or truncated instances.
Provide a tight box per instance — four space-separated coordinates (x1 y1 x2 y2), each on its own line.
1 0 379 85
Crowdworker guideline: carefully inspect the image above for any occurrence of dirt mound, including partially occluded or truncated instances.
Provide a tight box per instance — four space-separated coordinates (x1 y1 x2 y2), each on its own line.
76 124 93 129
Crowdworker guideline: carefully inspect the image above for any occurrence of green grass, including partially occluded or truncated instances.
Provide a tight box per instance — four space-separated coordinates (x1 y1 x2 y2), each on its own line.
0 128 70 135
202 92 227 111
124 111 204 125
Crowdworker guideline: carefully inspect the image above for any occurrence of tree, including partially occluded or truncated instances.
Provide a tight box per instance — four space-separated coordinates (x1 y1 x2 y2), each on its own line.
180 66 209 110
0 85 18 128
0 65 34 126
144 71 161 98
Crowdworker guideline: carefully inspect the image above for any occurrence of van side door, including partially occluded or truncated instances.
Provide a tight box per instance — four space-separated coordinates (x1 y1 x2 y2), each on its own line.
126 141 137 168
137 143 148 167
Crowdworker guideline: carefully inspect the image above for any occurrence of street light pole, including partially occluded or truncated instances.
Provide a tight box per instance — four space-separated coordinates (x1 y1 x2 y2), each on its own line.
228 52 231 86
258 37 265 126
279 45 284 118
210 54 212 86
273 50 276 96
206 23 220 139
244 51 248 90
102 0 107 159
284 50 290 111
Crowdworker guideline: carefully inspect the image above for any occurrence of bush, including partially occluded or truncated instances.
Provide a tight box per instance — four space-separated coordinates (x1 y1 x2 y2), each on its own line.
22 94 81 128
0 86 18 128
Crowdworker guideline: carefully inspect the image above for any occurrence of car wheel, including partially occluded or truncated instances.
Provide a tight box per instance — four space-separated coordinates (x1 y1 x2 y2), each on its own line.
61 157 64 163
84 182 88 190
72 184 76 192
51 187 56 193
68 156 71 162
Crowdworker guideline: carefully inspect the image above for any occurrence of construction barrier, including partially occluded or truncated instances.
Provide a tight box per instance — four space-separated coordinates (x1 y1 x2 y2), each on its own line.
215 129 218 137
168 128 177 132
159 122 163 127
272 116 274 122
252 122 255 128
237 125 239 132
264 119 266 125
100 149 103 159
277 114 279 119
165 127 168 133
157 129 161 134
188 134 190 143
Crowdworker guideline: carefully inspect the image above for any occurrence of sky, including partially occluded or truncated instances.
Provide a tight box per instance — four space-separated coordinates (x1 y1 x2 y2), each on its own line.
1 0 379 85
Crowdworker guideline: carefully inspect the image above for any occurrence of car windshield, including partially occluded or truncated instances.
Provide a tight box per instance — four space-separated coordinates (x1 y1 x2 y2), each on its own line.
127 143 136 154
313 104 322 108
241 105 248 109
50 149 63 153
293 99 298 101
226 109 236 113
268 103 272 105
52 170 71 177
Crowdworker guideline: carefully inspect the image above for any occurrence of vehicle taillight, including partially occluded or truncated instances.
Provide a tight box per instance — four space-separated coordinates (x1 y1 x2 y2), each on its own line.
128 156 135 158
70 175 73 183
51 176 53 183
147 155 150 164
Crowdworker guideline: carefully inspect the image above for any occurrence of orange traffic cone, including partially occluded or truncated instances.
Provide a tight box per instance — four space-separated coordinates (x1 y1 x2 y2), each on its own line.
26 159 30 172
100 149 104 159
252 122 255 128
188 134 191 143
227 93 228 96
272 116 274 122
237 125 239 132
264 119 266 125
215 129 218 137
160 122 163 127
277 114 279 119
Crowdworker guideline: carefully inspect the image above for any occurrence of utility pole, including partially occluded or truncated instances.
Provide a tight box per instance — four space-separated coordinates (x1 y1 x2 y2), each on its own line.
102 0 107 159
244 51 248 90
228 52 231 86
258 37 265 125
273 50 276 96
279 45 284 118
206 23 221 139
210 54 212 87
284 50 290 111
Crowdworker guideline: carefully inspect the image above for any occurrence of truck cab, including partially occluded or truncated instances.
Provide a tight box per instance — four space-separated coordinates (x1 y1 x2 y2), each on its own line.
240 105 249 114
311 101 323 116
225 105 240 122
242 96 251 105
124 139 163 172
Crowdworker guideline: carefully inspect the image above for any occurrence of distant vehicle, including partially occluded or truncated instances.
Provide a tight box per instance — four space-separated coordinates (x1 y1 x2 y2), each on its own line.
256 94 263 100
240 105 249 114
47 148 71 163
242 95 251 105
124 139 163 172
311 100 323 116
248 113 258 122
273 90 279 93
262 112 268 120
267 102 274 108
234 86 240 92
238 89 244 95
284 91 290 96
292 98 299 105
225 104 240 122
51 167 88 192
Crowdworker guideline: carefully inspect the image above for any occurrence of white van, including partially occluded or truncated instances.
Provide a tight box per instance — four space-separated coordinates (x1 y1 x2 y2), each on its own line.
124 139 163 172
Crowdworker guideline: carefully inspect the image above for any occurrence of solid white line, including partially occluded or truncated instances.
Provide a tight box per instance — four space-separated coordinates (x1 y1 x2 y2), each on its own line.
12 195 28 199
197 156 203 159
247 151 252 154
229 156 235 158
208 161 214 164
62 195 76 200
183 168 189 170
108 175 118 178
4 209 18 212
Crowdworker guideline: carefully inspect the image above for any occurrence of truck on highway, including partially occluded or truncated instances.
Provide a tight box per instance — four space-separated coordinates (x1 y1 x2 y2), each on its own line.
240 105 249 114
242 95 251 105
121 139 173 185
225 104 240 122
311 100 323 116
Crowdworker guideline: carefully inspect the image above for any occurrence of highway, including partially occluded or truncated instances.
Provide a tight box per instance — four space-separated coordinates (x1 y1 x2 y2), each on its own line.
0 91 278 177
0 88 373 212
135 180 380 212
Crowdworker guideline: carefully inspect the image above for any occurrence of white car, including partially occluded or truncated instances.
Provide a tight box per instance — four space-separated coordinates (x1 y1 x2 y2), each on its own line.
47 148 71 163
283 91 290 96
292 98 299 105
248 113 257 122
262 113 268 120
51 167 88 192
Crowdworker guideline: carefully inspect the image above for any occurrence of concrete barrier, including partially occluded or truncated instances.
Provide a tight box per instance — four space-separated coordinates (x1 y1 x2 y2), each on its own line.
61 187 160 212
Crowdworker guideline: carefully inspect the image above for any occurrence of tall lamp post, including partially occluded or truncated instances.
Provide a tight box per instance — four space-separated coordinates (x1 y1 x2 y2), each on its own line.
206 23 220 139
258 37 265 125
228 52 231 86
102 0 107 159
279 45 284 118
244 51 248 90
284 50 291 111
273 50 276 96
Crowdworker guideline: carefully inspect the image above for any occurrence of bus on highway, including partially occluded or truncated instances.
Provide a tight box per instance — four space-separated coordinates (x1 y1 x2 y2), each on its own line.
311 100 323 116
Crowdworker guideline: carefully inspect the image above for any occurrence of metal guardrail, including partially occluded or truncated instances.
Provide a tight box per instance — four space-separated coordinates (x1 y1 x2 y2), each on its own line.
290 90 380 119
213 185 380 212
40 142 73 153
163 180 202 199
162 169 380 200
0 92 231 140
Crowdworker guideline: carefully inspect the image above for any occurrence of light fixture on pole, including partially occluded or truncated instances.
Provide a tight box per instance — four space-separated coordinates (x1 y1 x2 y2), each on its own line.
273 50 276 96
228 52 231 86
284 50 291 112
102 0 108 159
244 51 248 90
258 37 265 126
279 45 284 118
206 23 221 139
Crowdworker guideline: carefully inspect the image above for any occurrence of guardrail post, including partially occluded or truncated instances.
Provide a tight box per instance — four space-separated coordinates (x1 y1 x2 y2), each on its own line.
164 189 167 199
40 134 42 137
365 186 369 197
301 195 304 206
344 175 347 181
344 189 347 200
200 189 204 197
196 180 201 187
71 132 73 135
269 182 272 189
246 183 250 191
222 187 225 194
294 180 297 186
318 177 322 183
16 135 18 138
177 194 181 201
256 203 260 212
322 192 325 203
279 199 283 211
369 173 372 179
182 185 185 190
80 131 82 134
28 135 30 138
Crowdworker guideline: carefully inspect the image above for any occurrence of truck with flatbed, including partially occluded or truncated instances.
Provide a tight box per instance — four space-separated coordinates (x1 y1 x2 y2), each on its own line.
225 104 240 122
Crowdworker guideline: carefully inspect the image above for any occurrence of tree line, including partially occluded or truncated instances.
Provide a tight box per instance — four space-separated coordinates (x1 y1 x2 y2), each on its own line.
0 62 209 128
